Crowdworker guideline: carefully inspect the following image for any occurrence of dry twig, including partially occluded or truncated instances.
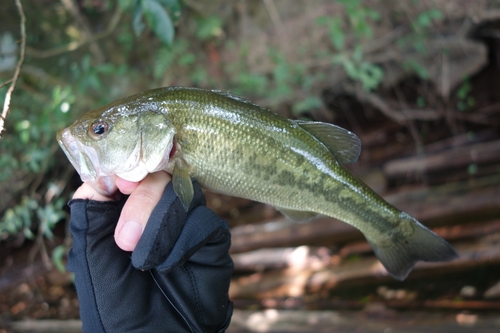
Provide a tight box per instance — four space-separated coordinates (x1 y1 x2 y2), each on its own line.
0 0 26 138
0 78 13 89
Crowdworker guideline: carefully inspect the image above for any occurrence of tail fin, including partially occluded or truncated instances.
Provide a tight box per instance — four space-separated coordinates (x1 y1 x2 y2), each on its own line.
367 213 458 280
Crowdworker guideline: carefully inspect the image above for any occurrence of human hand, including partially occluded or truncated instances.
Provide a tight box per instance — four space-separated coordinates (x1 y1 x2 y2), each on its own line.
72 171 171 251
67 176 233 332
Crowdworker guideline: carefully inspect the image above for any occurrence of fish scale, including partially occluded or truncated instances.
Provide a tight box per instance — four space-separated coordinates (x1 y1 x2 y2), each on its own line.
57 86 458 280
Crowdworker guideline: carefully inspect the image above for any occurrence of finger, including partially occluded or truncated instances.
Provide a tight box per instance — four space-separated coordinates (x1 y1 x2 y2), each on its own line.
73 182 116 201
114 171 172 251
116 177 140 195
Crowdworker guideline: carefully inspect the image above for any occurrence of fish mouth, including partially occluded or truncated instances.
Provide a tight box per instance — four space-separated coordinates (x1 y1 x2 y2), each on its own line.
57 128 95 180
57 128 117 195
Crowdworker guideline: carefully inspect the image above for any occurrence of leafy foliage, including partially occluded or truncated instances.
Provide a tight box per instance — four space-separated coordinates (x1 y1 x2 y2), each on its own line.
0 84 74 242
397 7 444 79
120 0 182 46
317 1 383 92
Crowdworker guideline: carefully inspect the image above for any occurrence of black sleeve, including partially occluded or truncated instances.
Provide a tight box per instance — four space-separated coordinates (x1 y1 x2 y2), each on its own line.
66 181 233 333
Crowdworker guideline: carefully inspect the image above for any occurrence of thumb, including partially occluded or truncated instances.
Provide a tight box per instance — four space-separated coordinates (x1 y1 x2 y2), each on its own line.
114 172 171 251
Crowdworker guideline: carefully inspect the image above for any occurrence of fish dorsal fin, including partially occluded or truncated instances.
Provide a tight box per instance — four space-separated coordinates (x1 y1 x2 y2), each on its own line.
212 90 264 108
275 206 318 222
294 120 361 164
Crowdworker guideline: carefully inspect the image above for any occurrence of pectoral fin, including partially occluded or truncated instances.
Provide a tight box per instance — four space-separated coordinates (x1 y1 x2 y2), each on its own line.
275 206 318 222
172 159 194 211
294 120 361 164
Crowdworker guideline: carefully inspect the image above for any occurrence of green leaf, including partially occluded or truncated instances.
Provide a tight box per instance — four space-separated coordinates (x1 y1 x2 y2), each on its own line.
328 18 344 50
352 46 363 62
315 16 329 25
154 47 175 78
81 54 91 72
52 245 67 273
23 226 34 240
457 79 472 100
142 0 175 46
156 0 181 22
358 62 384 91
196 16 223 41
467 163 478 175
178 53 196 66
416 96 426 108
316 16 344 50
403 59 429 80
118 0 139 10
416 9 443 28
132 5 145 36
342 59 360 79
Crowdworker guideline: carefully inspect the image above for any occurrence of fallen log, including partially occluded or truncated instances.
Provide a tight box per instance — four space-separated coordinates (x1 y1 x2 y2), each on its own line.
8 320 82 333
384 173 500 225
228 309 500 333
230 217 359 254
383 140 500 182
232 246 332 272
232 298 500 312
230 237 500 300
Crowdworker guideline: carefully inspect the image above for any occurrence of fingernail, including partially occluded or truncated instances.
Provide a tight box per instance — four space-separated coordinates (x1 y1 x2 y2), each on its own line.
118 221 142 251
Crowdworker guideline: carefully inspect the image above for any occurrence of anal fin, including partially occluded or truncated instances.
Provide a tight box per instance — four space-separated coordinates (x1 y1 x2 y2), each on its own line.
275 207 318 222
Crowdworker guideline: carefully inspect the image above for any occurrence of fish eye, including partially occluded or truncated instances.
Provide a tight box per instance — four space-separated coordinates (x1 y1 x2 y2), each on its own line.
89 120 109 139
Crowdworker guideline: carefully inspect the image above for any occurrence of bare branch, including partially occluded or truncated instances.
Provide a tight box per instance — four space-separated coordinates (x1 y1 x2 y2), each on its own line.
0 0 26 138
0 78 13 89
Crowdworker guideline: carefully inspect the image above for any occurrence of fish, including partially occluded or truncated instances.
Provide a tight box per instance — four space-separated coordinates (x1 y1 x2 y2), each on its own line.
57 86 458 280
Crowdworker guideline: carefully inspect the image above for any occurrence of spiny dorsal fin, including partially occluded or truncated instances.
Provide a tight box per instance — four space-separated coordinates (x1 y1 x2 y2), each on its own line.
294 120 361 164
211 90 264 108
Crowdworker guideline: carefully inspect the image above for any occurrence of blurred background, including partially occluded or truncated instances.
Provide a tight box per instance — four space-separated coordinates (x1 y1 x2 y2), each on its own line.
1 0 500 332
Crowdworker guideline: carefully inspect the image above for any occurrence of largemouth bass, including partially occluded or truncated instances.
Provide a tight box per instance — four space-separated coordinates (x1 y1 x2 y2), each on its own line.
57 87 457 280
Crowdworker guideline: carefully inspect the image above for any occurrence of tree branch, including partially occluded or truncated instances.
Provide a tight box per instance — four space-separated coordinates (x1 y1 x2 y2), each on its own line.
0 78 13 89
0 0 26 138
25 6 122 59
